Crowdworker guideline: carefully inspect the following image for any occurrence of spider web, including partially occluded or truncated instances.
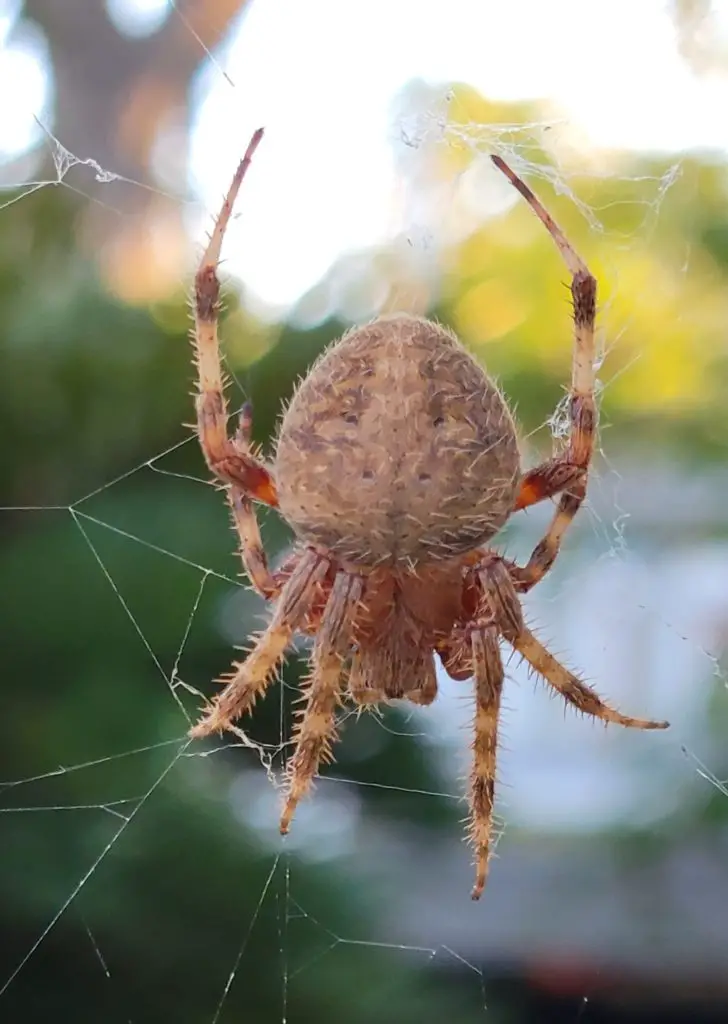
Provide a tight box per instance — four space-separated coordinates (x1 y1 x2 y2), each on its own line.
3 2 728 1022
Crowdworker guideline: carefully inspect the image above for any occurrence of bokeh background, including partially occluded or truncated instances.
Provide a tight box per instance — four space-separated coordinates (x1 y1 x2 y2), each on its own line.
3 1 728 1022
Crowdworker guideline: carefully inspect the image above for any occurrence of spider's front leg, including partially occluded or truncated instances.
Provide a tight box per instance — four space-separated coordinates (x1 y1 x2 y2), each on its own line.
225 404 287 599
194 129 276 503
491 155 597 592
193 129 281 599
510 265 593 592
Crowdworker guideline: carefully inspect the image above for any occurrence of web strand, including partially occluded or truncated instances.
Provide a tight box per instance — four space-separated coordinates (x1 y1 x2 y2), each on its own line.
0 744 188 997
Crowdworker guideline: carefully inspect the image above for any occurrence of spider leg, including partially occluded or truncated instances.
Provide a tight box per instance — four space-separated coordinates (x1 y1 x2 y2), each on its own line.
513 458 585 512
189 550 329 738
492 155 596 592
476 556 669 730
510 472 588 595
469 625 505 901
280 571 363 833
227 406 285 599
228 489 280 599
512 627 669 730
193 128 278 507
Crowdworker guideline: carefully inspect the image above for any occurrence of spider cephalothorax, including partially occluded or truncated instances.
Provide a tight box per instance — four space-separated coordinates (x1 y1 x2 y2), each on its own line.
189 129 669 900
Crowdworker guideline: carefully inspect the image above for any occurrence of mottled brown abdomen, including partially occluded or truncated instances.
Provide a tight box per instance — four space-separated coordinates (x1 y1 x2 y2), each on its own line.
274 315 520 566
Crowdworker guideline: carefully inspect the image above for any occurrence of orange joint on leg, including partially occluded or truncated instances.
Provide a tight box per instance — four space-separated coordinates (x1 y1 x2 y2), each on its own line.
514 479 546 511
227 458 278 506
249 468 278 507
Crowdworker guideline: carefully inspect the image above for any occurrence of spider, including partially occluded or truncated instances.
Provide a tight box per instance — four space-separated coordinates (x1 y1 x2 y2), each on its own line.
188 128 669 900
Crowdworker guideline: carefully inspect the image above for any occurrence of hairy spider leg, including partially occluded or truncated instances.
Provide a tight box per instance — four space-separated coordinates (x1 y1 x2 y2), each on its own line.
193 128 281 599
469 626 505 900
225 405 284 598
511 626 671 730
491 155 597 592
476 557 667 727
454 555 668 897
280 571 364 833
189 550 329 738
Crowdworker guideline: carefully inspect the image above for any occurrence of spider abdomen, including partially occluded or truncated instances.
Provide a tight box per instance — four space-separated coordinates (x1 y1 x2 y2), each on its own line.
275 314 520 566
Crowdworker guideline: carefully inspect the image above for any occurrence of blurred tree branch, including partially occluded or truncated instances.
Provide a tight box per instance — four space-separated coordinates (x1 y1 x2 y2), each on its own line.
21 0 252 298
24 0 249 191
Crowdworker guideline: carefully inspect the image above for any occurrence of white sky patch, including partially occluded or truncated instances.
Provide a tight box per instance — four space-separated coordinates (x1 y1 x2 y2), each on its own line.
0 19 47 157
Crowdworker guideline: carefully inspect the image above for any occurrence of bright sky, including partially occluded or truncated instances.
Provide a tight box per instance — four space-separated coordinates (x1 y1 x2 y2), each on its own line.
2 0 728 310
